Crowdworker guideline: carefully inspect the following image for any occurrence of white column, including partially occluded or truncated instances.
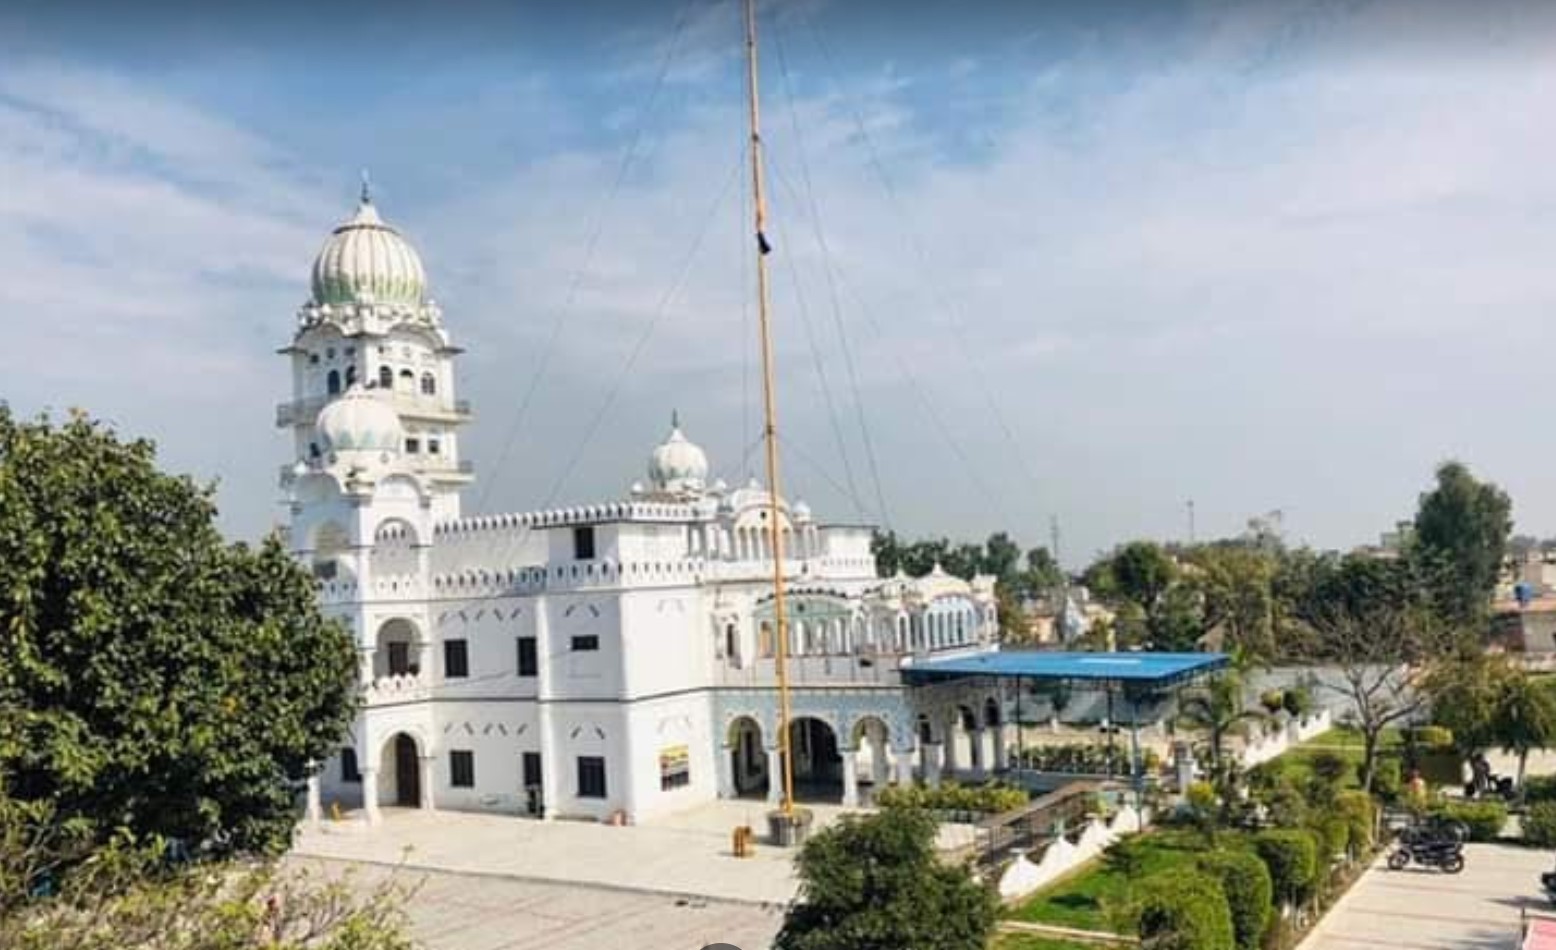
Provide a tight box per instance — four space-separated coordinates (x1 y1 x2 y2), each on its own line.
766 748 785 804
969 728 986 781
841 750 860 808
419 756 437 812
924 742 943 788
361 768 381 825
359 649 375 686
894 747 916 786
718 745 736 799
942 721 960 775
305 765 323 827
535 594 558 821
872 736 891 786
416 638 434 680
992 723 1007 774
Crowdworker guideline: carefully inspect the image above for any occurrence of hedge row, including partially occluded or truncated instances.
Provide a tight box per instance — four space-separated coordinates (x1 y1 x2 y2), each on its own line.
874 781 1027 815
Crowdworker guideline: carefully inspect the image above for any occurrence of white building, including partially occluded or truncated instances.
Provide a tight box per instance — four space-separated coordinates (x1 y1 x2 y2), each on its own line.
284 190 1004 824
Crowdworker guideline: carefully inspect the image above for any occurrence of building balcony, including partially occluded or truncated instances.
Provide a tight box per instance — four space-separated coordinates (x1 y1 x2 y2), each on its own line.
363 672 430 705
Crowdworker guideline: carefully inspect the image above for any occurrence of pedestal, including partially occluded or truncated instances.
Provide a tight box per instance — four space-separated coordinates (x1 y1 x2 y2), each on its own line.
766 747 784 804
306 770 323 827
768 808 814 847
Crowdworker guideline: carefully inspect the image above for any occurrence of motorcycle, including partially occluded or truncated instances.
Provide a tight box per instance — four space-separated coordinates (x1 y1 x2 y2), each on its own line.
1387 823 1466 874
1541 870 1556 906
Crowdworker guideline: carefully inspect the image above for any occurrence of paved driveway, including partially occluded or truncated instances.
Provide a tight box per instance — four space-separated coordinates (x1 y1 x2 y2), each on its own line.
1300 843 1552 949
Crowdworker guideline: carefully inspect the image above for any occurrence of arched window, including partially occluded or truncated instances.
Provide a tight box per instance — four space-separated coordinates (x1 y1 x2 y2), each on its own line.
725 623 737 662
378 366 393 389
420 373 436 395
326 369 341 395
759 621 774 658
309 442 321 459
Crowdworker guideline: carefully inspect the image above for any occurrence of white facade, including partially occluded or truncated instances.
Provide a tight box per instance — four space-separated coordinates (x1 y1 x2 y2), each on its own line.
284 192 1003 824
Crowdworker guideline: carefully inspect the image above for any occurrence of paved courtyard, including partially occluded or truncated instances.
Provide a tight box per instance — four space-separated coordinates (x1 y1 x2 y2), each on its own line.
289 857 783 950
1300 843 1552 949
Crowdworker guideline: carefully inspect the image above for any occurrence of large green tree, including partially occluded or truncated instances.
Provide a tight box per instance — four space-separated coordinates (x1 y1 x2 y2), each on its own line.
776 806 997 950
0 408 358 857
1413 460 1513 625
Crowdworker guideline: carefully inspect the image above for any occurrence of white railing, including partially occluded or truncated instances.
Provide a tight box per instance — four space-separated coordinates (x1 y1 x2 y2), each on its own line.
1239 709 1333 770
364 672 430 705
996 804 1151 900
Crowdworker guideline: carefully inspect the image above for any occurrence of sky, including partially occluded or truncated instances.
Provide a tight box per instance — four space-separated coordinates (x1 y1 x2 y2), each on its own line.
2 0 1555 566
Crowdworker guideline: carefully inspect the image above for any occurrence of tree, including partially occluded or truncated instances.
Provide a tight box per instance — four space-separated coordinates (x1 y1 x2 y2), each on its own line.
1178 672 1265 787
1491 672 1556 787
1190 546 1277 661
1413 460 1513 625
1423 652 1511 758
0 794 416 950
1026 546 1064 592
776 806 997 950
1310 602 1445 793
0 408 358 857
982 532 1022 582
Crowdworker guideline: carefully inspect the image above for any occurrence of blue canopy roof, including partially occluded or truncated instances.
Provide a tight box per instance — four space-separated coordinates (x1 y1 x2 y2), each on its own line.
900 650 1228 688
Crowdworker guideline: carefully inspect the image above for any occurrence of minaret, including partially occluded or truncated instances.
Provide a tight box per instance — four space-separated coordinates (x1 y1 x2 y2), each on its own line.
278 182 472 524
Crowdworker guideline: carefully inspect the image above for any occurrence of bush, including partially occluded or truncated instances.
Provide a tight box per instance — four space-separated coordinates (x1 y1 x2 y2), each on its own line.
1310 816 1349 865
1371 757 1402 801
1427 800 1507 842
1282 687 1312 719
1253 829 1318 908
1523 802 1556 848
1335 791 1376 854
1525 774 1556 803
1197 851 1273 950
1260 690 1286 716
874 781 1026 815
1132 871 1236 950
1408 725 1454 749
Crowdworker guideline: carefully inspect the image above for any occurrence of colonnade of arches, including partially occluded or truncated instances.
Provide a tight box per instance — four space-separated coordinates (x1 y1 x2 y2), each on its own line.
720 701 1011 808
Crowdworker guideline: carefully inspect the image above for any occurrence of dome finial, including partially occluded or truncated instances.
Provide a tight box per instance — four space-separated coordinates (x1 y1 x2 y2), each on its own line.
359 168 372 205
671 408 680 429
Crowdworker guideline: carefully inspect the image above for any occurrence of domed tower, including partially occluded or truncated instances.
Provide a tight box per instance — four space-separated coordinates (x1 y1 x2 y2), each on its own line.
278 180 472 523
646 412 710 497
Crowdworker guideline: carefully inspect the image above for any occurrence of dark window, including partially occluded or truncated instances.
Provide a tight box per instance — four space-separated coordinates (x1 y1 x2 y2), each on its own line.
313 560 337 581
326 347 336 359
405 438 420 454
309 353 320 365
309 442 321 459
345 365 357 387
571 635 599 652
341 747 361 783
326 369 341 395
577 756 607 799
450 750 475 788
444 639 469 678
517 637 538 676
387 641 411 675
573 526 596 560
421 373 436 395
523 752 542 788
427 438 441 455
378 366 393 388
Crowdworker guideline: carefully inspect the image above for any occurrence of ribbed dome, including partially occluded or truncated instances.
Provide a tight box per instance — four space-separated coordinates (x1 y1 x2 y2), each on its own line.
310 194 426 307
316 385 404 461
648 413 709 493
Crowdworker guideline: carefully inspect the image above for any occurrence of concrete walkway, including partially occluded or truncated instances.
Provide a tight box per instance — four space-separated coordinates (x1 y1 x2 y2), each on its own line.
293 802 816 905
288 857 784 950
1300 843 1551 949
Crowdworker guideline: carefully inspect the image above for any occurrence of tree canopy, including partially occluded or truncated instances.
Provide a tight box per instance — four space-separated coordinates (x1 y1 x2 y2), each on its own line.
1413 460 1513 625
776 806 997 950
0 408 358 857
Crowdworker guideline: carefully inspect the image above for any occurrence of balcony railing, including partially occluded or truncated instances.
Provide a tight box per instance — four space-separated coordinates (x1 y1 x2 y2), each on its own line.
363 672 430 705
276 394 472 427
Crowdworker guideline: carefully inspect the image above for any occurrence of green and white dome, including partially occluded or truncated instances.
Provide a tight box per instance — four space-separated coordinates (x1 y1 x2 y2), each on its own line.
316 385 404 460
310 193 426 307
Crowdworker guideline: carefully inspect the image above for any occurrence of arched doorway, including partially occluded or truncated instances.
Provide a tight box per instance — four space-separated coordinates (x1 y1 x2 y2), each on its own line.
728 716 767 797
852 716 893 794
379 733 423 808
788 717 842 801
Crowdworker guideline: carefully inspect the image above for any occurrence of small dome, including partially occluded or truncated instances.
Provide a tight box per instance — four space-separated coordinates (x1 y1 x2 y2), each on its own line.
648 412 709 493
316 385 404 462
792 499 813 522
310 188 427 307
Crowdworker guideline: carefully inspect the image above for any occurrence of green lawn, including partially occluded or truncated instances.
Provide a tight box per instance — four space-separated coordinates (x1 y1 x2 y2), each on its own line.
1303 726 1403 750
1007 830 1209 932
992 935 1097 950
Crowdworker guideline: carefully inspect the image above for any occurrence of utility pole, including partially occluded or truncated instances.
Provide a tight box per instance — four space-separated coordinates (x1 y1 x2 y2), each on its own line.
1186 499 1196 546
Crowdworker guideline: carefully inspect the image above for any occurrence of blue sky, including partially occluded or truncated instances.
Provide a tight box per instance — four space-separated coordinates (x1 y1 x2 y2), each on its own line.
3 0 1555 564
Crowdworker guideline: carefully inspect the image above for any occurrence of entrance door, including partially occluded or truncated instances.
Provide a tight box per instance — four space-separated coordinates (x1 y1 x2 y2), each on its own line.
394 734 420 806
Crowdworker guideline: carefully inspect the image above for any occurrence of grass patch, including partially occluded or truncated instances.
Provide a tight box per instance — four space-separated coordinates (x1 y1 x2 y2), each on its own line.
1007 829 1212 932
1302 726 1403 750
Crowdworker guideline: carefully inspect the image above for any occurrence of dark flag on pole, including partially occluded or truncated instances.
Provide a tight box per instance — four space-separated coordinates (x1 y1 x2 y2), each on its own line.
757 231 772 255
